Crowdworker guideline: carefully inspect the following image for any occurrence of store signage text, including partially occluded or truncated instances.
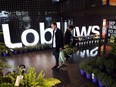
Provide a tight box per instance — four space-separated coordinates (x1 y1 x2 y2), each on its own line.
74 26 100 36
76 47 98 58
108 21 116 39
2 23 100 48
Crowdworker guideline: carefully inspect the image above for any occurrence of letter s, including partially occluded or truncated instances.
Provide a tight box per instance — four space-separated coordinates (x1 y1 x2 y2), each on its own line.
92 25 100 35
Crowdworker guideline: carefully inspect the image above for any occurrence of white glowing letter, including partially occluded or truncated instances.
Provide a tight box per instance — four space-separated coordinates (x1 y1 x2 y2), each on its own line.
39 23 53 44
2 24 22 48
90 47 98 57
21 29 39 46
92 25 100 35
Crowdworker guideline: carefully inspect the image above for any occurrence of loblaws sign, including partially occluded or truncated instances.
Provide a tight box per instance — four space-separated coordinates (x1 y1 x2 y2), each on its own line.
2 22 100 48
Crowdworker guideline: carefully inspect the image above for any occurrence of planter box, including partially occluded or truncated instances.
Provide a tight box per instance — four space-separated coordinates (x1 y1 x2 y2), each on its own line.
86 73 91 79
92 77 97 83
98 81 103 87
80 69 85 75
3 52 7 57
14 50 17 54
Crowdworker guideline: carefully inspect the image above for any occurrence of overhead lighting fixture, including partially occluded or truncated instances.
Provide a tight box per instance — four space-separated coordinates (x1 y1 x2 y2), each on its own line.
52 0 59 3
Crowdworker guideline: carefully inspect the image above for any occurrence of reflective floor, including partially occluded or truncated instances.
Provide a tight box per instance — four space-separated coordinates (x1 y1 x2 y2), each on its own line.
4 45 111 87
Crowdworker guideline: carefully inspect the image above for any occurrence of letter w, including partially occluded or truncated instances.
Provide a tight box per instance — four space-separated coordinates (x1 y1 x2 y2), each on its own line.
74 26 92 36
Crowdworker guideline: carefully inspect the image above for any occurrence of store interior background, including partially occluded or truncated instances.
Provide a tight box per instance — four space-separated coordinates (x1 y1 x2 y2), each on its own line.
0 0 116 87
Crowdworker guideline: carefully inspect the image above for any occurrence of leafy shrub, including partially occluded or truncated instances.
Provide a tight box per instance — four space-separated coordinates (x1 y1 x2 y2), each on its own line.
63 45 77 56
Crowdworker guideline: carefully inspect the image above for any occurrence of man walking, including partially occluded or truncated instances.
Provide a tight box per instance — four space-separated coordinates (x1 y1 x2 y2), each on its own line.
51 22 63 70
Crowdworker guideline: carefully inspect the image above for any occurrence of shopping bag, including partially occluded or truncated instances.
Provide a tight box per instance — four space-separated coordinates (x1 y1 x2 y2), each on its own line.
59 51 65 67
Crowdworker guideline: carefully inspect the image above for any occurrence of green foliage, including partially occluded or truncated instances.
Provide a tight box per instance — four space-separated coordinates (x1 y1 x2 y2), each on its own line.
0 72 16 87
79 60 87 70
79 59 97 74
79 59 97 69
96 57 106 65
97 72 105 82
0 42 10 54
79 57 116 87
84 65 93 74
0 83 13 87
92 68 100 77
102 75 113 87
108 43 116 56
0 32 3 35
39 44 51 49
104 59 114 69
0 67 61 87
0 58 11 76
79 59 90 69
63 45 77 56
0 71 18 84
0 62 9 71
20 67 61 87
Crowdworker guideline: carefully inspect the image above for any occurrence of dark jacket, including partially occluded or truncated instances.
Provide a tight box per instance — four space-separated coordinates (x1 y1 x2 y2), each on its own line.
53 28 63 51
64 29 72 45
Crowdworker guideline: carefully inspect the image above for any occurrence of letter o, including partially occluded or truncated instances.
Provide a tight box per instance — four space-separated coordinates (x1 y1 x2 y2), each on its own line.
21 29 39 46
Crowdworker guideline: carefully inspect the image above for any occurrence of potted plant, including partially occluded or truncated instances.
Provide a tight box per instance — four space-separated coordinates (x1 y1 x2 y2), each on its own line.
0 67 61 87
79 59 91 76
0 61 10 76
13 48 20 54
96 57 106 72
104 59 114 74
92 68 99 83
107 43 116 58
20 67 61 87
0 83 13 87
79 61 86 75
84 65 92 79
63 45 77 57
97 72 105 87
102 75 113 87
3 49 8 57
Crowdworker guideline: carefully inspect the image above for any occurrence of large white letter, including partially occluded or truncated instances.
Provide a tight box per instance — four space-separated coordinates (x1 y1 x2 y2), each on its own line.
90 47 98 57
74 27 80 36
39 23 53 44
21 29 39 46
86 49 90 57
2 24 22 48
39 22 60 44
92 25 100 35
74 26 92 36
80 50 86 58
64 22 68 33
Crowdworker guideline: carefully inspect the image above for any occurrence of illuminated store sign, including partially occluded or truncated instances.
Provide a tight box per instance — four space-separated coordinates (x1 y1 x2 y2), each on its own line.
108 20 116 43
76 47 98 58
73 25 100 36
2 22 61 48
2 23 100 48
